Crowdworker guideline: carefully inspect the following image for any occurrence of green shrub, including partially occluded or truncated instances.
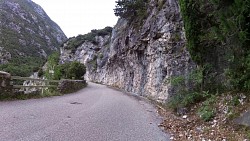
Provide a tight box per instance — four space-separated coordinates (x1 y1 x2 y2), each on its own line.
168 91 209 111
45 53 86 80
198 105 215 122
169 75 185 86
64 27 113 52
93 27 113 36
197 95 216 121
179 0 250 92
51 62 86 80
166 67 211 111
103 26 113 34
0 56 45 77
45 52 61 79
114 0 148 20
67 61 86 80
230 95 240 106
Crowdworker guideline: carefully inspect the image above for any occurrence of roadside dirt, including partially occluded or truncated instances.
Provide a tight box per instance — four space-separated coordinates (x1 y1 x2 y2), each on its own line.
158 93 250 141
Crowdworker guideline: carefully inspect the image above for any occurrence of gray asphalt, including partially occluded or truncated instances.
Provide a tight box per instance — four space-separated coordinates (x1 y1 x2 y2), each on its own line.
0 82 170 141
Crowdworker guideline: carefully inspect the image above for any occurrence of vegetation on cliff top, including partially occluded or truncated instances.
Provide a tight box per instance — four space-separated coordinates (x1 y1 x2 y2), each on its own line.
64 26 112 52
114 0 148 22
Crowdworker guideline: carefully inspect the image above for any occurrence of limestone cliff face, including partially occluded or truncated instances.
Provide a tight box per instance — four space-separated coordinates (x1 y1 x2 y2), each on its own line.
60 0 196 101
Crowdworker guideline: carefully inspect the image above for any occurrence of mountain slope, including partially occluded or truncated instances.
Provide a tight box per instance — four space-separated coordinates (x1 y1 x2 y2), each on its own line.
0 0 67 76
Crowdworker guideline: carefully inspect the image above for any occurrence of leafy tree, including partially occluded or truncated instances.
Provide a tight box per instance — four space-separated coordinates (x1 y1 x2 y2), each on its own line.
45 53 86 80
45 52 61 79
67 61 86 80
114 0 148 19
56 62 70 79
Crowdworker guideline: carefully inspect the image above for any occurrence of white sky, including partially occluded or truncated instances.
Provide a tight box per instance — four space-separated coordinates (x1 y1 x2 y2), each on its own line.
32 0 118 38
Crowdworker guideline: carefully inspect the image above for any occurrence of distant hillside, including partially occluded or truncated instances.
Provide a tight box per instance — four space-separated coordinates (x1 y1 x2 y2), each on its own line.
0 0 67 76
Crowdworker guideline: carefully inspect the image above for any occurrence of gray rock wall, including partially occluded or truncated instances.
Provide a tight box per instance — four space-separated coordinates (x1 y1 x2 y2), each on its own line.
0 71 12 95
60 0 196 102
57 80 87 94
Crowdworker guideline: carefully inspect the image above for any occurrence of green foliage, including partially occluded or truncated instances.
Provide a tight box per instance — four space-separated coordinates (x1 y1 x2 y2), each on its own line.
54 62 70 80
167 67 204 91
222 93 244 120
45 53 86 80
169 75 185 86
198 95 216 121
0 56 45 77
179 0 250 92
198 105 215 121
247 131 250 140
45 52 60 79
64 27 113 52
47 52 60 67
167 68 209 110
189 68 203 85
91 26 113 37
114 0 148 20
228 53 250 91
179 0 202 64
66 61 86 80
168 91 209 111
0 0 65 77
220 0 250 91
230 95 240 106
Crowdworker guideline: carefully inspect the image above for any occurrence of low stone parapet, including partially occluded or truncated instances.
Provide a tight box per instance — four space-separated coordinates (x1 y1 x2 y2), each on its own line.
57 79 87 94
0 71 12 95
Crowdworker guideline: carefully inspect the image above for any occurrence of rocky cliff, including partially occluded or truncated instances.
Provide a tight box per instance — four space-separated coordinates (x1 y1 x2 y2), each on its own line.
0 0 67 76
60 0 196 101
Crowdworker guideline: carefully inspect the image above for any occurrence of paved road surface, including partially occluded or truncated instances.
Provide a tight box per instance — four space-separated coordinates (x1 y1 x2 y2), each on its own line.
0 82 170 141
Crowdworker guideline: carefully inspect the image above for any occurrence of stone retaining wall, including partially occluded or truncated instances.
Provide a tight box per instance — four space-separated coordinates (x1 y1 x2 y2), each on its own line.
57 79 87 94
0 71 12 95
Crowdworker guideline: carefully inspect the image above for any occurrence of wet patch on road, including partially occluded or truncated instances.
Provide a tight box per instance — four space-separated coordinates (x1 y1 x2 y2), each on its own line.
70 102 82 105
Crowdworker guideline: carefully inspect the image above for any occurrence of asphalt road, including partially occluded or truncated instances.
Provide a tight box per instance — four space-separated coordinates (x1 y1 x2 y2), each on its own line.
0 82 170 141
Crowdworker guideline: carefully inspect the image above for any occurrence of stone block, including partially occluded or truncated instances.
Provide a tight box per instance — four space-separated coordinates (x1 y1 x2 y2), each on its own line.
0 71 13 95
57 79 87 94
